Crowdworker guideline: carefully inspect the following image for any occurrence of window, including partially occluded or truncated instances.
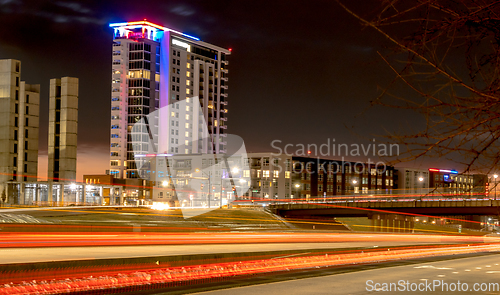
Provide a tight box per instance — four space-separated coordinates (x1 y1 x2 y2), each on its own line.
263 170 270 177
318 174 323 181
318 184 323 192
273 171 279 178
25 106 29 114
327 173 333 182
14 103 18 114
263 158 269 166
14 130 17 140
13 157 16 166
24 152 27 161
243 170 250 177
24 129 28 138
14 143 17 153
25 117 28 126
285 171 291 179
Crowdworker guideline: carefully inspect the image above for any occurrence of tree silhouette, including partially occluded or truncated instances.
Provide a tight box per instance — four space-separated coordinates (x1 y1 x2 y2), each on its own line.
337 0 500 173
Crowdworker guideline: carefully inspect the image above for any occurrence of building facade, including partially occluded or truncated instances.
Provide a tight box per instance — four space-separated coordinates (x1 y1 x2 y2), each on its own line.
0 59 40 203
395 168 430 195
239 154 395 201
48 77 79 182
109 21 230 179
428 168 486 195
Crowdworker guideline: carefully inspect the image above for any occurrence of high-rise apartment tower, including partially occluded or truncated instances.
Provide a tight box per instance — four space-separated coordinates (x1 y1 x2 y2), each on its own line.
48 77 79 182
109 20 230 179
0 59 40 184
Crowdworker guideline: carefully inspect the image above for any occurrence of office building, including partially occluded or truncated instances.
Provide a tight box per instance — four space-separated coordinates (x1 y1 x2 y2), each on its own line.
428 168 486 195
0 59 40 203
109 20 230 179
394 168 429 194
48 77 79 182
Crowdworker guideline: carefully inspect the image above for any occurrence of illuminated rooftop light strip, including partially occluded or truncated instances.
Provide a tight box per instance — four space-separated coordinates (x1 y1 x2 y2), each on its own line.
429 168 458 174
109 20 200 41
134 153 174 158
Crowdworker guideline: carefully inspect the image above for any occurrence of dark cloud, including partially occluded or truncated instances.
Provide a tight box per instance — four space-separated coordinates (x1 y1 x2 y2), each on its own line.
169 4 195 17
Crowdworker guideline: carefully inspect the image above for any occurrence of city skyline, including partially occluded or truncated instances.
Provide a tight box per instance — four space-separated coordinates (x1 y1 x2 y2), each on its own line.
0 1 459 181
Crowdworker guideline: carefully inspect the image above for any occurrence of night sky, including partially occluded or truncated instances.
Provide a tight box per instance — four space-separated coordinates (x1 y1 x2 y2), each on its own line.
0 0 431 180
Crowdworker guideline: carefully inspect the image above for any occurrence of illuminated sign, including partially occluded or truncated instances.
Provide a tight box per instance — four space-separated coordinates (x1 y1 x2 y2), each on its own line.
134 153 173 158
172 39 191 51
429 168 458 174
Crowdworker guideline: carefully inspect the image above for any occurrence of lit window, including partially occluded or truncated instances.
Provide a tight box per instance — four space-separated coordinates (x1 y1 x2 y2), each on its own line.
243 170 250 178
273 171 279 178
171 112 175 117
186 106 190 111
285 171 290 179
187 63 191 68
185 123 189 128
186 80 190 86
186 89 190 94
263 170 270 177
186 114 190 120
185 131 189 137
187 72 190 77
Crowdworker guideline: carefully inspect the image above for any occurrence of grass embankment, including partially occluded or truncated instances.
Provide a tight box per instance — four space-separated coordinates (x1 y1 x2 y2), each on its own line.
0 207 293 232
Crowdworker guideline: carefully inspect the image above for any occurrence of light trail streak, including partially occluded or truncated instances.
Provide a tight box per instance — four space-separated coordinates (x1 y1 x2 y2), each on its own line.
1 243 500 294
0 232 498 248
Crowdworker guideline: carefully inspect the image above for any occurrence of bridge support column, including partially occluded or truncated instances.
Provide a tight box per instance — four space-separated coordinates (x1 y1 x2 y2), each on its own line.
393 216 402 233
370 214 383 232
383 217 390 232
403 216 414 233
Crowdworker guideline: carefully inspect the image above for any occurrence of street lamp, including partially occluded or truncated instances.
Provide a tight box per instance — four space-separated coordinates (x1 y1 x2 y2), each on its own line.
494 174 498 200
418 176 424 197
195 168 211 208
293 184 300 203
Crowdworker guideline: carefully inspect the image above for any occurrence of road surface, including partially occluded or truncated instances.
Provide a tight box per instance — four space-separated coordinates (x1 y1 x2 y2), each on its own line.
195 254 500 294
0 240 454 265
